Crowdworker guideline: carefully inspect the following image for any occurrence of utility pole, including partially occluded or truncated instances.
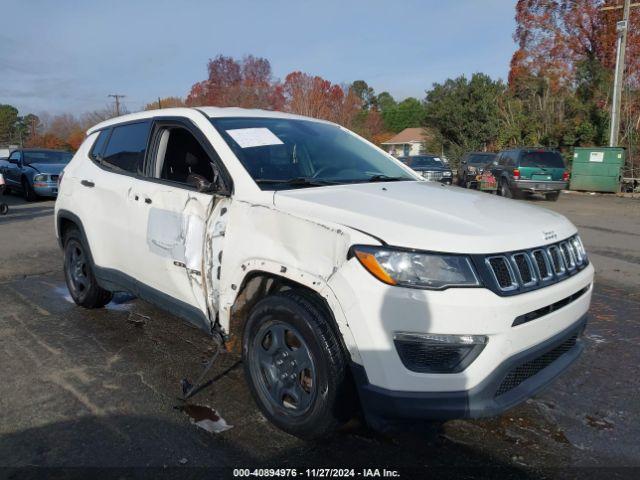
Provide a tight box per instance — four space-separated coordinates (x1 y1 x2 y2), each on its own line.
157 97 162 109
108 94 126 116
603 0 639 146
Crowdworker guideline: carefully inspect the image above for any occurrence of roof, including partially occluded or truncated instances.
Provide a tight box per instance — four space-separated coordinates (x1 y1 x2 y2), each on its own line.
87 107 333 135
381 127 431 145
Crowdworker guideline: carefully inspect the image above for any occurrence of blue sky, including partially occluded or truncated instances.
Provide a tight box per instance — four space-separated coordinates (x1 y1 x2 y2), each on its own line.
0 0 517 116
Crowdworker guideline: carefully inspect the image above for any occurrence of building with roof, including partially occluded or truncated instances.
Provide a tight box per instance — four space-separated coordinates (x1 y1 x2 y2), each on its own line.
381 127 433 157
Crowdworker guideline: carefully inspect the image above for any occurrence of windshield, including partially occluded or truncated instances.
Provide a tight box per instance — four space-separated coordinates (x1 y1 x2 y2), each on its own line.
23 151 73 165
520 151 565 168
408 156 443 168
468 154 495 165
211 117 416 190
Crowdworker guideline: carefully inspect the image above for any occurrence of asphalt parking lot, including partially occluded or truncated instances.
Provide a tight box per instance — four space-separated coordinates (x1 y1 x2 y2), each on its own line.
1 190 639 477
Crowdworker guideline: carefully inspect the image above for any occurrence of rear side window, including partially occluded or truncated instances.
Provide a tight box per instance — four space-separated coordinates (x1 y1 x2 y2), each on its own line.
90 130 110 160
102 121 151 174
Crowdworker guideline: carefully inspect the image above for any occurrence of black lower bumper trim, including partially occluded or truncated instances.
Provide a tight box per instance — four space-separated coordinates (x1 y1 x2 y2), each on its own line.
352 314 587 422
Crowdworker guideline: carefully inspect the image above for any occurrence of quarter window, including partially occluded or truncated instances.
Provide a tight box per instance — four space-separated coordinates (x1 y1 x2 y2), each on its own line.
102 121 151 174
90 129 110 160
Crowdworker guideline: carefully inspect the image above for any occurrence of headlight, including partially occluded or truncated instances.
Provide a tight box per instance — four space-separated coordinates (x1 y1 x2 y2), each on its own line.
468 166 477 173
34 174 49 182
442 171 452 177
352 245 480 289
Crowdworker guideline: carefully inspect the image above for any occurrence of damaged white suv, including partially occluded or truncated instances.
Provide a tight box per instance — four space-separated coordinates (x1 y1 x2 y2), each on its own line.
55 107 593 438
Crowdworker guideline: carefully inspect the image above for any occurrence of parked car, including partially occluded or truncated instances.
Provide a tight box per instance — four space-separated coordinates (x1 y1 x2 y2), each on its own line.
489 148 569 201
2 148 73 201
399 155 453 184
56 108 593 438
458 152 496 188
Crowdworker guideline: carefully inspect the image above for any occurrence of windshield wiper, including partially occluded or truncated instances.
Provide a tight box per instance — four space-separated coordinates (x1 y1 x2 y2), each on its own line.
366 174 408 183
254 177 339 187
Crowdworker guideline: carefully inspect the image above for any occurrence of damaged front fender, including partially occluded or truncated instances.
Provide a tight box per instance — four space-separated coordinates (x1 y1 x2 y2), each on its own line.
209 199 376 363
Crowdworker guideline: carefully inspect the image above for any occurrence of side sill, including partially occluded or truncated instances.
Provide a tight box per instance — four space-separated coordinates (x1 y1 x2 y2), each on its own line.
94 266 212 335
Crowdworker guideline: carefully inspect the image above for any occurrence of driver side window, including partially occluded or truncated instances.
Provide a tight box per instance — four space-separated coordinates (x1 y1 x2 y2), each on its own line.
154 127 214 186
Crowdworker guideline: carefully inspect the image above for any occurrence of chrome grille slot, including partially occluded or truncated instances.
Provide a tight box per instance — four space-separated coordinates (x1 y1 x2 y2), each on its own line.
547 245 566 275
560 241 576 271
531 249 553 281
571 237 584 264
486 256 518 291
512 253 536 287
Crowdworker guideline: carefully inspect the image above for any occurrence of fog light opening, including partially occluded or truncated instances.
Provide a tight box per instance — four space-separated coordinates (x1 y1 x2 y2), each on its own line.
393 332 488 374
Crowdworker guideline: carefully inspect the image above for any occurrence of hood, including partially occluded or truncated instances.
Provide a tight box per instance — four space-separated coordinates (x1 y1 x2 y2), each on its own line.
26 163 66 175
273 181 576 254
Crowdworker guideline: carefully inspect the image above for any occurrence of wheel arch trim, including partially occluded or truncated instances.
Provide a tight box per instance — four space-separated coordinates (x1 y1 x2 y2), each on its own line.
223 262 361 364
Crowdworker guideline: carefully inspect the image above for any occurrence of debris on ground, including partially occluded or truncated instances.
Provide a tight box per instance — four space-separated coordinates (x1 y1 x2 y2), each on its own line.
176 404 233 434
127 312 149 326
178 457 188 465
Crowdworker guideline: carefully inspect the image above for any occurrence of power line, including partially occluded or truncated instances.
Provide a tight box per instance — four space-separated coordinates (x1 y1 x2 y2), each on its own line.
108 94 126 116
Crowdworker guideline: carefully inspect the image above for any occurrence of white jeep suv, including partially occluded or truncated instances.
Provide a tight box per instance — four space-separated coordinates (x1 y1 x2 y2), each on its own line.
55 107 593 438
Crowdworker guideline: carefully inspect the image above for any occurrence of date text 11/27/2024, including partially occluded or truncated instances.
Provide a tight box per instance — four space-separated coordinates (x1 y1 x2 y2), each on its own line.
232 468 401 478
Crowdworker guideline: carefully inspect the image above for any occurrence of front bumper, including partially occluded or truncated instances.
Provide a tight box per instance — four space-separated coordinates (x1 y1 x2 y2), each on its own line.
328 255 593 393
352 314 586 420
514 180 567 193
33 182 58 197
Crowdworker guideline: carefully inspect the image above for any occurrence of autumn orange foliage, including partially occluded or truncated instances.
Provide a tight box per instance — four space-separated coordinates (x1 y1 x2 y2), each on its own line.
510 0 640 89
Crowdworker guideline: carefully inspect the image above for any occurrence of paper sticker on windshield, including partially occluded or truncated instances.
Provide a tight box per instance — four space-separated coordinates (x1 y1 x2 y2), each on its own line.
226 128 283 148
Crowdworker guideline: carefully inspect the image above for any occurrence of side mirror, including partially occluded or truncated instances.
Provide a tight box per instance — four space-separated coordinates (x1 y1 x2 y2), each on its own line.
9 158 18 165
187 174 215 193
461 160 467 165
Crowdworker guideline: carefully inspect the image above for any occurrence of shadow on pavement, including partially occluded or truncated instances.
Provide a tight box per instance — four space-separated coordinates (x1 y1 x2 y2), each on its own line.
0 414 533 478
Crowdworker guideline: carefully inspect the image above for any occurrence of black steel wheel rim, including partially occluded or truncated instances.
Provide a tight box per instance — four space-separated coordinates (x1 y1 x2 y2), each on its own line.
249 320 317 417
65 239 90 297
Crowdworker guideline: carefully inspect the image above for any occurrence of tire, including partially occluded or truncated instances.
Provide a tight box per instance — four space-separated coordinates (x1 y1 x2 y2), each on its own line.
546 191 560 201
243 290 354 439
0 203 8 215
63 227 113 308
500 179 514 199
22 178 37 202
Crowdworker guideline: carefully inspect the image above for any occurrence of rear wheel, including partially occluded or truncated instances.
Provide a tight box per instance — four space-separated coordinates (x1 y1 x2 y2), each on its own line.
500 179 513 198
545 191 560 201
243 290 354 439
63 227 113 308
21 178 37 202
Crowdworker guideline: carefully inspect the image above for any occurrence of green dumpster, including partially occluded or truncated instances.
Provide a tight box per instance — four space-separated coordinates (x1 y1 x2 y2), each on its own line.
569 147 624 193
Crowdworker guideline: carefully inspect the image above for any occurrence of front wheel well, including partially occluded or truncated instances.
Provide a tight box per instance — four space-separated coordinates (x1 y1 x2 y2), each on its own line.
58 216 78 241
227 271 345 355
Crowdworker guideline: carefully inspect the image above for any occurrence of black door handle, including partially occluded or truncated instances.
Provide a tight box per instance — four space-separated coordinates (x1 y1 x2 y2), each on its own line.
144 198 152 204
81 180 95 187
